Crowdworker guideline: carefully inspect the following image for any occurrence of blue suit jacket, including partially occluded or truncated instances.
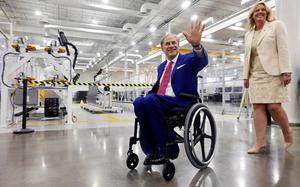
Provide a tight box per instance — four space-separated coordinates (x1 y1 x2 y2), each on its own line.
149 49 208 105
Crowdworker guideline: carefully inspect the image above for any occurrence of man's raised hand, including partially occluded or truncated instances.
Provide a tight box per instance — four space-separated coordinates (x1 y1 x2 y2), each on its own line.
183 18 205 49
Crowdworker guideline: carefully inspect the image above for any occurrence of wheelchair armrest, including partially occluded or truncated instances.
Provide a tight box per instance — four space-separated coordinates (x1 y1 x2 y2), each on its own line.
179 93 201 103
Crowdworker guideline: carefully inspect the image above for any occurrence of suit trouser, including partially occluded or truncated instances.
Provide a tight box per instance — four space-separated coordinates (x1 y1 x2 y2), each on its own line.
133 93 192 156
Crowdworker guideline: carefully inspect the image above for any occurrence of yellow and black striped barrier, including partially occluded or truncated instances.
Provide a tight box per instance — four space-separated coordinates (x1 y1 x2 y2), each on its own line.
28 80 153 87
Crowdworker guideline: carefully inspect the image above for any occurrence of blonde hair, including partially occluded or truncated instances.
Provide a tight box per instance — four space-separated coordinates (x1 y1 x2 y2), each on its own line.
247 1 275 31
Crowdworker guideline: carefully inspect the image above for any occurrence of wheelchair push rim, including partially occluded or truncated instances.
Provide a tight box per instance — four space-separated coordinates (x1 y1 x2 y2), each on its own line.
184 103 217 169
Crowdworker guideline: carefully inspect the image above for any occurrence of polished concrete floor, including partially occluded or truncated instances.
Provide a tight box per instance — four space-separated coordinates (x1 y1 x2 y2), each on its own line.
0 104 299 187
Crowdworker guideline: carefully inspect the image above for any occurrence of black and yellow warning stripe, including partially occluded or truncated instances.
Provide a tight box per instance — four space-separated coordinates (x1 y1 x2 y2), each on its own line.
28 80 153 87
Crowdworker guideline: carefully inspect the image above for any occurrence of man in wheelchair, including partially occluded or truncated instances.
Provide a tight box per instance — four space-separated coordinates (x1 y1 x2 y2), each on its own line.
133 18 208 165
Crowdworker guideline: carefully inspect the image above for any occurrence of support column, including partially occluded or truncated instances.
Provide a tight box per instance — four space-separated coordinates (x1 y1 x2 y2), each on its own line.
124 53 128 81
221 50 225 115
67 85 73 125
0 86 9 127
135 62 139 97
276 0 300 124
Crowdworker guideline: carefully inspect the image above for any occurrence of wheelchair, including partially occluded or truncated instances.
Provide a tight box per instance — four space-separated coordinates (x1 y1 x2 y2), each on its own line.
126 93 217 181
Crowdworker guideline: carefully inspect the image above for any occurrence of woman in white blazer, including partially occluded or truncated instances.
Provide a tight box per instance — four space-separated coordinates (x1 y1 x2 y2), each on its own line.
243 1 293 154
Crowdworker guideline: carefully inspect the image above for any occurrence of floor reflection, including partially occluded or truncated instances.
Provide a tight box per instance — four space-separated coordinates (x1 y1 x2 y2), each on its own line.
189 167 221 187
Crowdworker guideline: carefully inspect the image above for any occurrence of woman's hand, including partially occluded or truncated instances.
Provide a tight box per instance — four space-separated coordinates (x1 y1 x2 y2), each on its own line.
243 79 249 88
281 73 292 86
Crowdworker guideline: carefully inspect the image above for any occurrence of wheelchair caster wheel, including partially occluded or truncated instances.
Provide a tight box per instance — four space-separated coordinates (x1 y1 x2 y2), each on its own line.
126 153 139 170
162 161 175 181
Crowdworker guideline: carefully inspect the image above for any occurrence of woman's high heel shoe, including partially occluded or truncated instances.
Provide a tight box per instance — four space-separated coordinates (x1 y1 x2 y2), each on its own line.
284 128 293 150
247 145 267 154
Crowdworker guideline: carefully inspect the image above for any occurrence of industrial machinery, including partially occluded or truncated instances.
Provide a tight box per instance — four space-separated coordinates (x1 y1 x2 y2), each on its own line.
0 31 79 132
80 69 123 113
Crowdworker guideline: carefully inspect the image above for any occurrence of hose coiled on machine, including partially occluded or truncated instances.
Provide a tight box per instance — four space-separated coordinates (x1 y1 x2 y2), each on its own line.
2 52 20 88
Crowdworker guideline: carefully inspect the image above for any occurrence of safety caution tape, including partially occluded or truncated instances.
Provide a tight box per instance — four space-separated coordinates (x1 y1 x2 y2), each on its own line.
28 80 153 87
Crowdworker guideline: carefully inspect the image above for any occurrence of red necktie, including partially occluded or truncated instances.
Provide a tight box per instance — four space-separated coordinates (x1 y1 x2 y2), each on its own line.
157 61 174 96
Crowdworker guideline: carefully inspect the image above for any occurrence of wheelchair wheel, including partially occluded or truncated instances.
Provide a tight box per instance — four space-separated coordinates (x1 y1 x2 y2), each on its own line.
126 153 139 170
162 161 175 181
184 103 216 169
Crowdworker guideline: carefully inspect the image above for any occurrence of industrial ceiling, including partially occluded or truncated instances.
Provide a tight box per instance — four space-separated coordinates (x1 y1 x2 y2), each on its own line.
0 0 272 74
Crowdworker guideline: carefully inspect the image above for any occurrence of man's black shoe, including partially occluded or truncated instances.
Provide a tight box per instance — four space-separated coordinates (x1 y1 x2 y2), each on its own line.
148 155 166 165
143 154 156 165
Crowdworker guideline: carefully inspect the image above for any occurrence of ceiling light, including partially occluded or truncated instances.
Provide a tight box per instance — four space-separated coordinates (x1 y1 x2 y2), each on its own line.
131 41 136 45
201 38 216 43
135 49 139 53
149 26 156 32
230 50 235 53
148 41 153 46
92 20 98 24
232 42 242 46
176 33 183 38
191 15 198 21
202 17 214 25
35 11 41 16
77 57 92 61
241 0 254 6
97 52 101 57
119 51 123 55
181 1 191 9
44 25 119 35
72 41 94 47
205 34 212 39
228 26 246 31
79 51 83 54
127 54 142 58
235 22 243 27
102 0 109 3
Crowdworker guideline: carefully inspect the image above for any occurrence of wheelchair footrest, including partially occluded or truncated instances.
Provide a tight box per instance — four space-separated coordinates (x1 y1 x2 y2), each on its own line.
166 139 184 147
146 158 168 165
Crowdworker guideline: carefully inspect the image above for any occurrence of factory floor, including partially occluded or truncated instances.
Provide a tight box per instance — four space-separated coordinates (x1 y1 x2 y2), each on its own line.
0 104 299 187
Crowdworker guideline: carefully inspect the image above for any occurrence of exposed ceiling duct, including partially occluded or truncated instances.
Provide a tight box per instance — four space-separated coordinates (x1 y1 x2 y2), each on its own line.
44 25 125 35
122 23 138 32
140 2 159 15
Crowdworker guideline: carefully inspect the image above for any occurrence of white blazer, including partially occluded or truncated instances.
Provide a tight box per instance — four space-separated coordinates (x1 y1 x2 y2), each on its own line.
243 20 291 79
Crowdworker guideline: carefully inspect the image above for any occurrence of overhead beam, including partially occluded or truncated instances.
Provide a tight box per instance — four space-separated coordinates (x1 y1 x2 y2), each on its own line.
13 25 115 41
